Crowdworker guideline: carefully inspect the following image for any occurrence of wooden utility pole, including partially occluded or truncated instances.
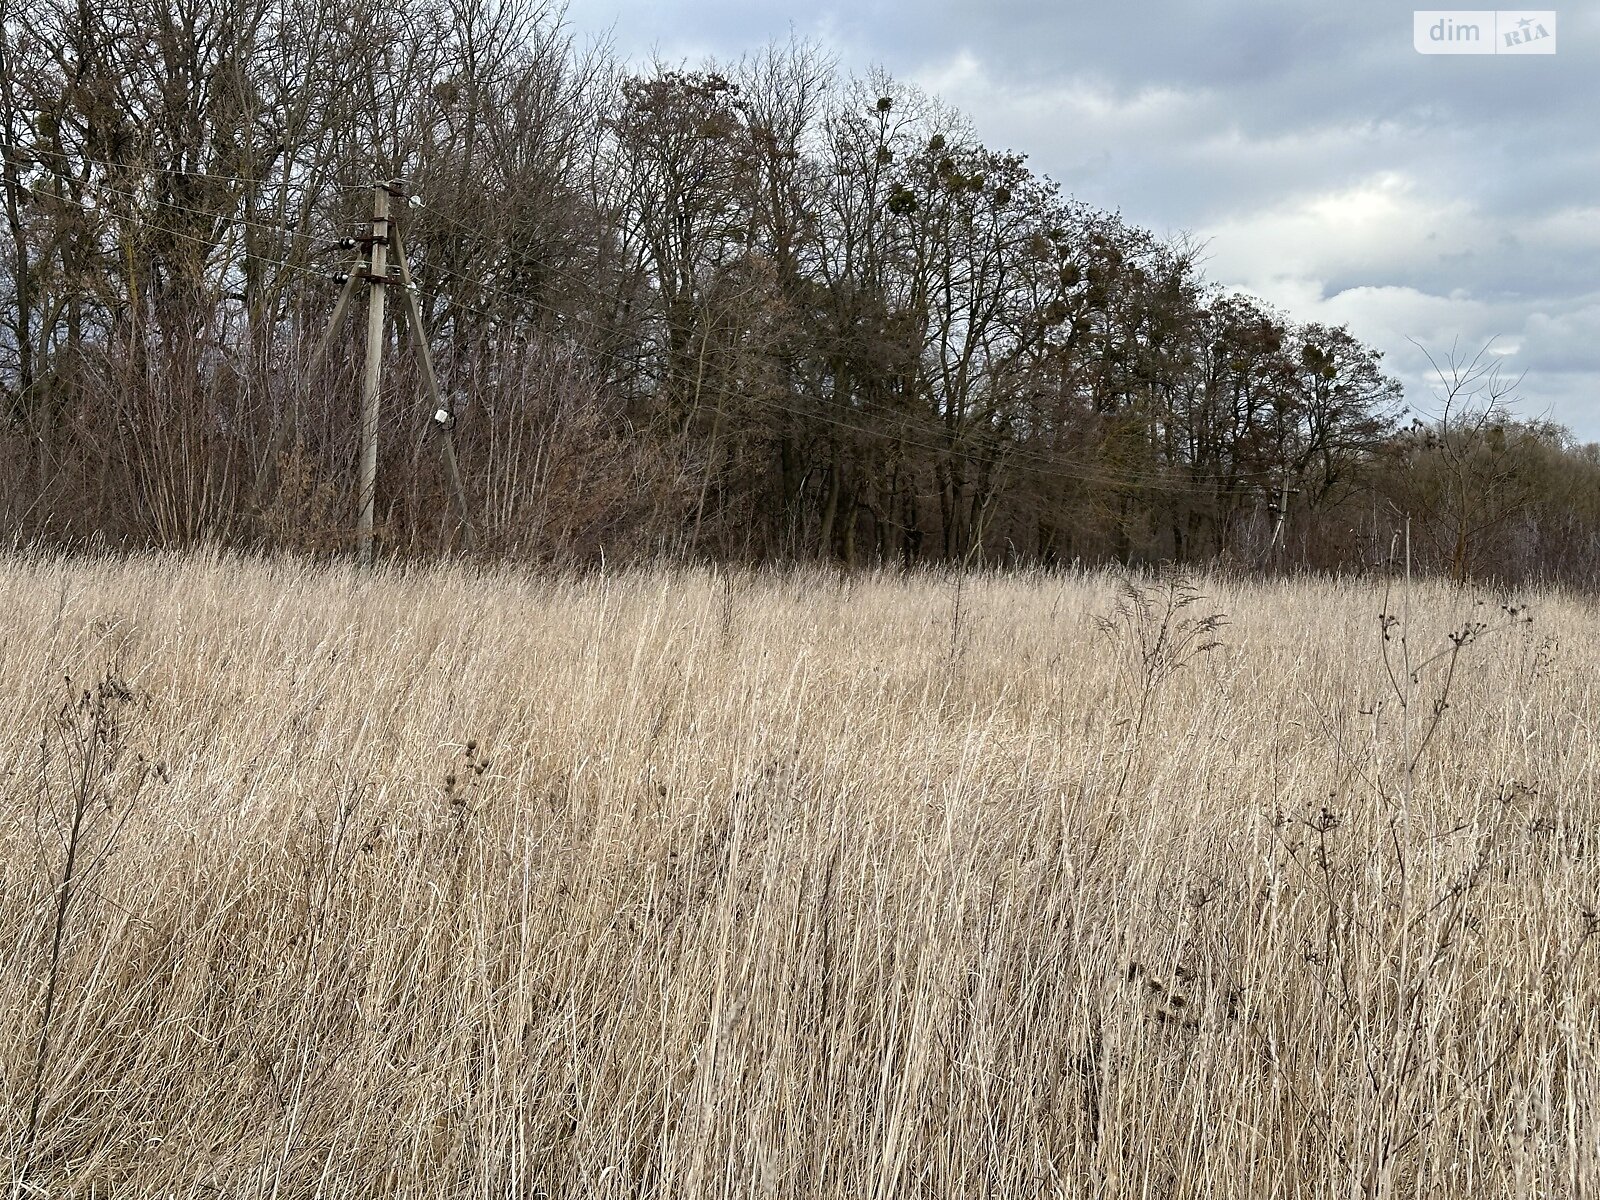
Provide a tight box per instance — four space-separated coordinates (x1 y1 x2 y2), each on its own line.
355 182 391 567
292 179 472 562
1269 479 1291 551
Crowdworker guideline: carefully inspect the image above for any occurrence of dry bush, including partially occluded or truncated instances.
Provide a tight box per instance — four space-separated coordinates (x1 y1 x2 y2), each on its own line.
0 552 1596 1198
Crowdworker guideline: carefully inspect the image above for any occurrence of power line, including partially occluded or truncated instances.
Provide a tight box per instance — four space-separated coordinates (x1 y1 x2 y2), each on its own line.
24 167 354 310
646 362 1281 496
408 206 1290 492
18 160 397 263
3 141 357 195
23 166 1298 498
23 164 346 266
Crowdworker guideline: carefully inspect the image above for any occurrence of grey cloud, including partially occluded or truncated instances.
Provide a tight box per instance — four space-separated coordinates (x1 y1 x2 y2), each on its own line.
565 0 1600 434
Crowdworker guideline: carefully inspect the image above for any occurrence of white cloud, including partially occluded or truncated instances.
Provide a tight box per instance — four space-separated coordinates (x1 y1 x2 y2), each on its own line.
908 52 1213 149
1203 173 1482 284
1194 175 1600 433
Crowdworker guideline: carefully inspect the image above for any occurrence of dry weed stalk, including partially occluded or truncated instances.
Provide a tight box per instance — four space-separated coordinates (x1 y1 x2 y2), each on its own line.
0 553 1590 1198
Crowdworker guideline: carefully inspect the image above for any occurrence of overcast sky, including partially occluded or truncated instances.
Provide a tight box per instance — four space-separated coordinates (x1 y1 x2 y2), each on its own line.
562 0 1600 438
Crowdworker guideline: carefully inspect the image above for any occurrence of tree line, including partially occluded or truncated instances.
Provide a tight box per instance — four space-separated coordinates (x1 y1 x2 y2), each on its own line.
3 0 1597 583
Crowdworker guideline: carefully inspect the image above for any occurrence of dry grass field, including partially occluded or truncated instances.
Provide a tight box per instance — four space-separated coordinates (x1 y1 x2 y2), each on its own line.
0 552 1596 1198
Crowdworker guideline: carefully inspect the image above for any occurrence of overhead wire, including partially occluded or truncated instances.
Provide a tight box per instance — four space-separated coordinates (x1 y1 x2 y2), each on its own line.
409 202 1286 492
22 166 1290 497
3 141 360 197
21 165 374 330
22 163 350 276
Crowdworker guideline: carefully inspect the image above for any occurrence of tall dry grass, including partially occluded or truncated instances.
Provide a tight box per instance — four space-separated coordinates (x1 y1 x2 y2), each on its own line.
0 552 1595 1198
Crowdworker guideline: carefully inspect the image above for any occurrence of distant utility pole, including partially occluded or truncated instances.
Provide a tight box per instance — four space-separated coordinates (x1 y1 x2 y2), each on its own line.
356 181 390 568
1269 478 1291 552
316 178 474 565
